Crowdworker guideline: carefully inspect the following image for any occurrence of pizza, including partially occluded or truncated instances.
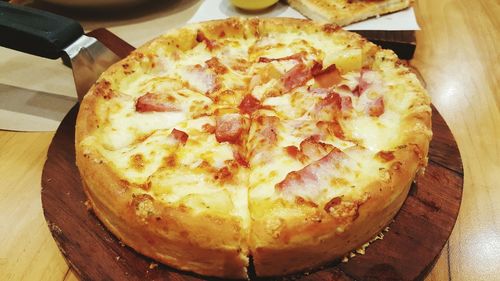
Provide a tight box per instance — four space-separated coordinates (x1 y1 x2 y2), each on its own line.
75 17 432 278
287 0 414 26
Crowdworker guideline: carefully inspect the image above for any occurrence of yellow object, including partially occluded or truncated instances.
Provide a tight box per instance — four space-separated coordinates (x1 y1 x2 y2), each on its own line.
230 0 279 10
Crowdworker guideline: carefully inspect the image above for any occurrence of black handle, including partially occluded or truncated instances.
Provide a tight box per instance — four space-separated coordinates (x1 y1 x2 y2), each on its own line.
0 2 83 59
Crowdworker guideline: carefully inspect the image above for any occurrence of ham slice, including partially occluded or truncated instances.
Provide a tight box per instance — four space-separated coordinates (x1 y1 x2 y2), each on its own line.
353 68 372 96
285 135 334 164
215 113 244 144
170 128 188 145
282 63 312 92
276 147 346 200
313 64 342 88
316 120 345 139
313 91 353 121
367 97 385 117
239 94 261 115
299 135 334 161
136 92 181 113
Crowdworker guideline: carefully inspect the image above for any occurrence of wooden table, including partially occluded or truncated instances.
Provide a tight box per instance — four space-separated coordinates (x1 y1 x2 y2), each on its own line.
1 0 499 280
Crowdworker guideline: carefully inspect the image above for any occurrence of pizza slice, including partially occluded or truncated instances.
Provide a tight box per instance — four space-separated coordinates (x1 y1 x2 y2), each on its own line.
287 0 414 26
77 114 252 278
77 74 253 278
244 110 424 275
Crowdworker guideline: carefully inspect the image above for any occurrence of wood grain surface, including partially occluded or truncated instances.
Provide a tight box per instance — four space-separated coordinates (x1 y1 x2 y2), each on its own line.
411 1 500 280
1 0 499 280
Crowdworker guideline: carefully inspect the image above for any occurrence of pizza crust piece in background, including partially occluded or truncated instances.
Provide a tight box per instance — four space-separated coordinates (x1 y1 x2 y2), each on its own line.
287 0 413 26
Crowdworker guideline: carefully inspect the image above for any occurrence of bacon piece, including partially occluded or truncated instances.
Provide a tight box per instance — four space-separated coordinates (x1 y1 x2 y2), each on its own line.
314 92 354 121
196 30 216 50
316 120 345 139
353 69 371 96
136 92 181 113
239 94 261 115
282 63 312 92
205 57 228 74
170 128 188 145
276 147 345 193
215 114 244 144
321 92 342 110
367 97 385 117
258 52 306 63
276 169 318 191
318 92 352 111
311 61 323 76
300 135 334 161
285 145 300 159
377 150 395 162
254 115 280 145
285 136 333 163
314 92 342 120
313 64 342 88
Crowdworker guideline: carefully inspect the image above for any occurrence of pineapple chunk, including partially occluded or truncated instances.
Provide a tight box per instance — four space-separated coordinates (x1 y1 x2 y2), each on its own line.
323 48 362 73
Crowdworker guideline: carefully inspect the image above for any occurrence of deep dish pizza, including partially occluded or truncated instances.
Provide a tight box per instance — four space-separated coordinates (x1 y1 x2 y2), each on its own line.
75 17 432 278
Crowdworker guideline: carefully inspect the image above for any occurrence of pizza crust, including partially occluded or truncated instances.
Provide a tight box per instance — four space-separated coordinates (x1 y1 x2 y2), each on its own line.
75 18 431 278
287 0 413 26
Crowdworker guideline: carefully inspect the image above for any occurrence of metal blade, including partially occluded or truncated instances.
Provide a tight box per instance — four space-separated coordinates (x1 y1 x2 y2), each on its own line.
63 35 121 101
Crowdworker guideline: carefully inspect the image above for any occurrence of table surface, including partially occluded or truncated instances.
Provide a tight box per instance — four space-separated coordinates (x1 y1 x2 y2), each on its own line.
1 0 499 280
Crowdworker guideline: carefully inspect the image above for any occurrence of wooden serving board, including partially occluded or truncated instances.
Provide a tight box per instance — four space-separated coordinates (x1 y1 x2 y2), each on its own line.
41 29 463 281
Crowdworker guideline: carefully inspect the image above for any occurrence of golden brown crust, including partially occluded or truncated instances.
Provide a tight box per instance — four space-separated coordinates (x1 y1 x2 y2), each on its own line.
288 0 413 26
76 17 431 278
250 145 423 276
76 145 249 278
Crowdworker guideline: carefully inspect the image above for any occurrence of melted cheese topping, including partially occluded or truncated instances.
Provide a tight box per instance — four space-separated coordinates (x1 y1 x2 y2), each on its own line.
77 19 431 260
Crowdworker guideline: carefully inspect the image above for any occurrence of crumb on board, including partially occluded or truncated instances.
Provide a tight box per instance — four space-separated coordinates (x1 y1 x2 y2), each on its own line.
149 262 158 270
341 225 391 263
84 200 92 211
49 222 63 235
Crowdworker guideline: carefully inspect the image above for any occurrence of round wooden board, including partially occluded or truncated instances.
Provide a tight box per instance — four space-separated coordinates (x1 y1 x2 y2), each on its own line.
41 103 463 281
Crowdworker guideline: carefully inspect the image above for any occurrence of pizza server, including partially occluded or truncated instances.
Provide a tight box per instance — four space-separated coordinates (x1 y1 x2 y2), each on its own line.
0 2 121 101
